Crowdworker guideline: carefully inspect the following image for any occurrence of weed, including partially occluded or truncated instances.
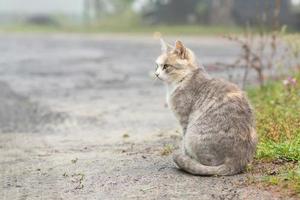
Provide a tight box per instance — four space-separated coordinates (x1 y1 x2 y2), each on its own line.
248 71 300 195
160 144 174 156
71 158 78 164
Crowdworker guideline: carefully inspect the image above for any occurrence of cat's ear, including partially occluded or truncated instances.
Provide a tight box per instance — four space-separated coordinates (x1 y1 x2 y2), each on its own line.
160 38 172 53
174 40 187 59
174 40 197 65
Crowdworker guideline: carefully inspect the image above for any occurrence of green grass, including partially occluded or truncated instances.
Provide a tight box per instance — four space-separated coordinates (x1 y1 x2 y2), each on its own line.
0 23 243 36
0 11 242 36
1 10 299 36
248 72 300 195
261 166 300 194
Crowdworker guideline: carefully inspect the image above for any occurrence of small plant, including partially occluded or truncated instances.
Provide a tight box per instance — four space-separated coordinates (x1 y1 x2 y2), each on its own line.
260 165 300 196
71 158 78 164
72 173 85 190
160 144 174 156
283 76 297 87
217 1 300 89
123 133 130 138
249 73 300 143
220 29 300 88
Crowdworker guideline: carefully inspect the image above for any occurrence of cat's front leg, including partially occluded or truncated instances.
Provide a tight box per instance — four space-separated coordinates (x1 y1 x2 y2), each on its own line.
182 127 187 135
177 114 188 136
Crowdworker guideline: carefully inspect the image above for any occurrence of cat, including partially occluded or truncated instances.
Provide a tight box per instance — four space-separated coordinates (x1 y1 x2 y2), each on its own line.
154 39 258 175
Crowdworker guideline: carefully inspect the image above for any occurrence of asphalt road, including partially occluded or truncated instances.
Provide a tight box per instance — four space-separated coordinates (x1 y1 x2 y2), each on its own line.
0 34 242 135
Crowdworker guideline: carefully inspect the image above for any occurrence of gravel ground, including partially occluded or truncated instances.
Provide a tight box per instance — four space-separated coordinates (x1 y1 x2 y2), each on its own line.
0 34 291 200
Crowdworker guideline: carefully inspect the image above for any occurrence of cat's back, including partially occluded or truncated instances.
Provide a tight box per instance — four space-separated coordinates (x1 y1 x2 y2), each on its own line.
186 70 247 105
171 69 254 127
186 72 254 127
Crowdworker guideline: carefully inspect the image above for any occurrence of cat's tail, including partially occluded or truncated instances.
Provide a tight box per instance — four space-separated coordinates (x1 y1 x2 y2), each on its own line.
173 153 239 176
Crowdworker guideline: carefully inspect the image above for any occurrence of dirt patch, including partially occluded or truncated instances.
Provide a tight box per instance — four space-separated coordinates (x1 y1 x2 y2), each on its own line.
0 131 291 200
242 160 299 199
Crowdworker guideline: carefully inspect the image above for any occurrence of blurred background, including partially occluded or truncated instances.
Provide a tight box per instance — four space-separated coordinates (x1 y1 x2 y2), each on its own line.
0 0 300 32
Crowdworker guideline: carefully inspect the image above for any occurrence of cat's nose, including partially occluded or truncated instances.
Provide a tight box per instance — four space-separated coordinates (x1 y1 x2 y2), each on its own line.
155 72 159 77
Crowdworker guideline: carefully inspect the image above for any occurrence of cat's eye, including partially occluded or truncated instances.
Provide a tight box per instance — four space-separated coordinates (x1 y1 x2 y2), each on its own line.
162 64 169 70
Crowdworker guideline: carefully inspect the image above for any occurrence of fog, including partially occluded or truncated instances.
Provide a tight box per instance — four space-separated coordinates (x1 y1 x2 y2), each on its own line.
0 0 84 14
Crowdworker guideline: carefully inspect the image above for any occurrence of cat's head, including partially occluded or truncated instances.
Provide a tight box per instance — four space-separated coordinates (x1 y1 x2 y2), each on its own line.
155 39 198 83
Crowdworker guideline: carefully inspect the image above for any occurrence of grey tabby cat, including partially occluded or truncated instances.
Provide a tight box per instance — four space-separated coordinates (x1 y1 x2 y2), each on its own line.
155 39 257 175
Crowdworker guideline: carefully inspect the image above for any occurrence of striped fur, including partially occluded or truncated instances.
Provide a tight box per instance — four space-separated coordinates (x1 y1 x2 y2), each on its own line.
155 40 257 176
